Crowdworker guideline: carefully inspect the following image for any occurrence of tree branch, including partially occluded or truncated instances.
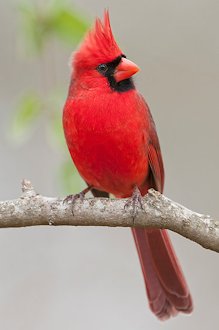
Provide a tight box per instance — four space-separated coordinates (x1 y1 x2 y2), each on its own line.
0 180 219 252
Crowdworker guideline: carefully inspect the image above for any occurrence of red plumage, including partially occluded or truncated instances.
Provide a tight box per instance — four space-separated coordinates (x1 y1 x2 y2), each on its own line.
74 12 121 72
63 11 193 320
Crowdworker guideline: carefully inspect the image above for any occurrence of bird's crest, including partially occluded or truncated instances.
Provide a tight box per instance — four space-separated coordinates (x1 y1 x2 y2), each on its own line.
73 11 122 69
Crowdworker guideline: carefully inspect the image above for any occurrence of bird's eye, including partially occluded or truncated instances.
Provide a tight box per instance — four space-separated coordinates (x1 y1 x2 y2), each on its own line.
97 64 108 73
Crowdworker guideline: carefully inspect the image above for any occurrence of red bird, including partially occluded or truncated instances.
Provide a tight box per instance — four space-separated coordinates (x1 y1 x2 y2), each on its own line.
63 11 193 320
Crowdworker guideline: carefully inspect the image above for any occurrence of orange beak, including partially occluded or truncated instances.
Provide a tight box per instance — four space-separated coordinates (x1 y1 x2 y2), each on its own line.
114 58 140 82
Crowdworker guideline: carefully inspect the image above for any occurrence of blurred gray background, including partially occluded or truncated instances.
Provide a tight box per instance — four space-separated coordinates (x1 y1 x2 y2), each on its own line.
1 0 219 329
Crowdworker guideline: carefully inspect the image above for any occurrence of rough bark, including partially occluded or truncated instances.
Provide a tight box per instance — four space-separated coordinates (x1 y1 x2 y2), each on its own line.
0 180 218 252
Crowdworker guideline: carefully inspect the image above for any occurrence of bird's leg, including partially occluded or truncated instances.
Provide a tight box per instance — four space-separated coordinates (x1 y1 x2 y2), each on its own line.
63 186 93 214
124 186 144 218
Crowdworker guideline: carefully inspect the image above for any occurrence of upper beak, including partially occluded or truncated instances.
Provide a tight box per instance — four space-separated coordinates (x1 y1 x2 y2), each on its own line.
114 58 140 82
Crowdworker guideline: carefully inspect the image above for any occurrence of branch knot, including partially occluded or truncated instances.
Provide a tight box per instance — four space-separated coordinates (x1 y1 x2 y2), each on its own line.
21 179 36 198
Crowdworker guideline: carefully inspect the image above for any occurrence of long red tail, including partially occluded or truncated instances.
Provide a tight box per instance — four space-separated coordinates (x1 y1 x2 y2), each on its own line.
132 228 193 320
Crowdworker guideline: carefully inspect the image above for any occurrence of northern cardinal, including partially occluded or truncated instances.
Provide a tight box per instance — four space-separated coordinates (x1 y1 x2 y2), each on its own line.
63 11 193 320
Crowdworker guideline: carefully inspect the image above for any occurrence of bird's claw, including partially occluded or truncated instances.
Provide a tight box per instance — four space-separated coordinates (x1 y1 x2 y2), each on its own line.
63 192 85 215
63 186 92 215
63 192 85 204
124 186 144 219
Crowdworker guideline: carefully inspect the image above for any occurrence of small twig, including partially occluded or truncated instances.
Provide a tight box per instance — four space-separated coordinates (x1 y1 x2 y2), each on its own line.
0 179 218 252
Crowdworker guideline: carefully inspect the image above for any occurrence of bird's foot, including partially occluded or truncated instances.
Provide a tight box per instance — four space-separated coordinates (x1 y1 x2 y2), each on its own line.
63 186 92 215
124 186 144 218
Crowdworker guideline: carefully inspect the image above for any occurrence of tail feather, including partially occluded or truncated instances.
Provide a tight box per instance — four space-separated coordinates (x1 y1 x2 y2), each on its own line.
91 188 193 319
132 228 193 320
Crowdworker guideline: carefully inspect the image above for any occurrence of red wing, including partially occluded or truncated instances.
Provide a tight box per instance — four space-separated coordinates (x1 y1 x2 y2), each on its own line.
138 94 164 193
148 115 165 193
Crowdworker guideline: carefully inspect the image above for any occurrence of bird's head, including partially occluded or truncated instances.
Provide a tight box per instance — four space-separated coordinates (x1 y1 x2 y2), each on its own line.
71 11 139 92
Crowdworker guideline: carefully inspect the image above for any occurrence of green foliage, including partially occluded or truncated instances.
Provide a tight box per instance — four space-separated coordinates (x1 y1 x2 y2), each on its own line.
11 88 66 147
13 1 89 193
19 0 89 53
50 6 89 45
46 88 67 148
60 159 84 194
12 93 42 142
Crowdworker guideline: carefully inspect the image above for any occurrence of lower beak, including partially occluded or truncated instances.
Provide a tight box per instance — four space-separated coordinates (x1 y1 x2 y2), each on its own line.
114 58 139 82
